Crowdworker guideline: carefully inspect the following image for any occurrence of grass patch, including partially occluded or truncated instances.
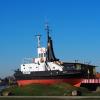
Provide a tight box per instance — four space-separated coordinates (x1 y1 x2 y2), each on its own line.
2 83 99 96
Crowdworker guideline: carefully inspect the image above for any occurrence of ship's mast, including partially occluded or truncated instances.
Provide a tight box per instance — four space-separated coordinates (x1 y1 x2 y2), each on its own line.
45 23 50 41
36 34 41 48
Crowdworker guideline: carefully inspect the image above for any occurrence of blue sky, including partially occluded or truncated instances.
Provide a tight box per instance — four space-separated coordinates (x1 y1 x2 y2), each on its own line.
0 0 100 77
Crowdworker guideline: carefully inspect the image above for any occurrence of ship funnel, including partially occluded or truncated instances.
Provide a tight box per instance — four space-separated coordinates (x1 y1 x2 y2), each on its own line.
45 24 59 62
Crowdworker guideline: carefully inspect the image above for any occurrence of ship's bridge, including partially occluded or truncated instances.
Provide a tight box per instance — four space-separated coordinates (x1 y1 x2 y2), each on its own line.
35 47 47 63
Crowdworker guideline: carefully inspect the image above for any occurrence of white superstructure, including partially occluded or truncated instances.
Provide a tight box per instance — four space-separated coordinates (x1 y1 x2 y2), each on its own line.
21 46 63 74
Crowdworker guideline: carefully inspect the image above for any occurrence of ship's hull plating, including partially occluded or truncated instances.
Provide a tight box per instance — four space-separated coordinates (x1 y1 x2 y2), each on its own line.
15 70 83 87
17 78 82 87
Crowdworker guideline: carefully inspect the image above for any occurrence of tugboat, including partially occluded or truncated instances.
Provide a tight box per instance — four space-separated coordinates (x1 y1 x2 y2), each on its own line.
14 25 83 87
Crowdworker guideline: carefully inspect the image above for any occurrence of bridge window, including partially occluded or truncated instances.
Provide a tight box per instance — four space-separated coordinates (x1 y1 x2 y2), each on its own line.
44 53 46 57
39 53 44 58
41 53 43 57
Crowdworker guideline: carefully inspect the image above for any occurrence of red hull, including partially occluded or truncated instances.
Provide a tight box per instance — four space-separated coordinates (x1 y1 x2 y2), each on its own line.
17 78 82 87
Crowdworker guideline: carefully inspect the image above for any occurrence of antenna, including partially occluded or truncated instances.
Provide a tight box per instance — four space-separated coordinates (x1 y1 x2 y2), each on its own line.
35 34 41 48
45 23 50 39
